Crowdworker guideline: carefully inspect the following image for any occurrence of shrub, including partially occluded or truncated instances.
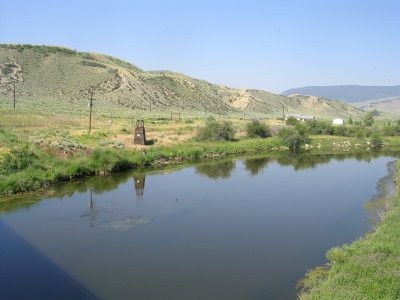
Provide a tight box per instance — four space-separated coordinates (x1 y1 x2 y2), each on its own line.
307 120 334 135
383 125 400 136
246 120 272 138
370 132 384 148
286 116 299 126
348 116 354 125
333 125 352 137
278 127 309 151
197 120 235 141
356 129 365 139
1 145 37 174
364 112 374 126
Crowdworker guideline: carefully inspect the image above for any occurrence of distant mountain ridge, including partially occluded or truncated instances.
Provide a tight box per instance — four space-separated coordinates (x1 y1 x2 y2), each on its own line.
0 44 363 118
282 85 400 103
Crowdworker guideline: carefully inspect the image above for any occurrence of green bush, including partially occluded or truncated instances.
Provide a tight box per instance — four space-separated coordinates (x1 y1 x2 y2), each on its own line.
348 116 353 124
364 112 374 126
286 116 299 126
383 125 400 136
333 125 353 137
246 120 271 138
306 120 333 135
370 132 384 148
278 127 309 151
1 145 37 174
356 129 365 139
197 120 235 141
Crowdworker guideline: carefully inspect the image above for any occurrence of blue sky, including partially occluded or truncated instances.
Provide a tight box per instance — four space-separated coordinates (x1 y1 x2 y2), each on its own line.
0 0 399 93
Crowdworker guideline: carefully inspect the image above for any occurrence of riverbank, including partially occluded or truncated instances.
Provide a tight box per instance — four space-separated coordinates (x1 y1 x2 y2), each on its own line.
298 161 400 299
1 134 400 196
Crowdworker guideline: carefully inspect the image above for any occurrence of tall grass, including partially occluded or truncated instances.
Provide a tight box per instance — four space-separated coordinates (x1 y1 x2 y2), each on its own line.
0 137 284 195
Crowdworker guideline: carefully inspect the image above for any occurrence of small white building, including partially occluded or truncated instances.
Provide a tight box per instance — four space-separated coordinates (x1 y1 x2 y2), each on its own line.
332 118 344 125
285 114 315 122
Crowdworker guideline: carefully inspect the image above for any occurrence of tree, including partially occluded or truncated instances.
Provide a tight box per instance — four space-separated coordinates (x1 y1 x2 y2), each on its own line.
364 112 374 126
197 119 235 141
278 127 309 151
348 116 353 125
246 120 272 138
286 116 299 126
370 132 384 148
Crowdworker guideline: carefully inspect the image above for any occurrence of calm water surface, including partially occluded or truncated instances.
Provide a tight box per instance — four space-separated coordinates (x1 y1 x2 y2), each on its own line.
0 153 397 300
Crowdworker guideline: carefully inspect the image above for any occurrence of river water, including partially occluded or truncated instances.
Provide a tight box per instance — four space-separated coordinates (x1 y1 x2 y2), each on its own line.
0 153 397 300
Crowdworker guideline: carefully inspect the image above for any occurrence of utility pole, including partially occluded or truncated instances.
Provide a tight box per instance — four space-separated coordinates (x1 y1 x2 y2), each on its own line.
149 99 152 113
89 87 94 133
13 81 16 111
282 104 285 120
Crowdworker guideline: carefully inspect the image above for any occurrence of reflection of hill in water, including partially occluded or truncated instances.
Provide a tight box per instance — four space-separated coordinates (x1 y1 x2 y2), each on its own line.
1 151 399 214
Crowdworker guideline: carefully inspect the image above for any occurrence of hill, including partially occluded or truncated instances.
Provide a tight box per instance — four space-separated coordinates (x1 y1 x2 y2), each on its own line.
353 96 400 114
0 44 362 119
281 85 400 103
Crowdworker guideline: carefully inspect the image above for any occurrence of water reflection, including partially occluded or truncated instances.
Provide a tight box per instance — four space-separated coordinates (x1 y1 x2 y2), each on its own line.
195 160 235 179
244 157 270 176
80 188 100 228
1 151 399 216
364 160 397 225
133 174 146 197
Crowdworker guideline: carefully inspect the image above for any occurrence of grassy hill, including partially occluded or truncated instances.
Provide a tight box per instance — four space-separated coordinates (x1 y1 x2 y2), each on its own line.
281 85 400 103
0 44 363 119
353 96 400 114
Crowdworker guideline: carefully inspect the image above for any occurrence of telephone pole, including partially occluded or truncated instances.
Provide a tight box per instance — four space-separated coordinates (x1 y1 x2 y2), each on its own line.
13 81 16 111
89 87 94 133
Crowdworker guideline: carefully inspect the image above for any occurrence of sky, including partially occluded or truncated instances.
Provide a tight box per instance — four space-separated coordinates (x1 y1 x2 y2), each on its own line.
0 0 399 93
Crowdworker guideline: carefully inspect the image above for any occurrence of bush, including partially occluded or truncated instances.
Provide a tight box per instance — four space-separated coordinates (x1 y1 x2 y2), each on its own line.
370 132 384 148
286 116 299 126
197 120 235 141
364 112 374 126
278 127 309 151
1 145 37 174
333 125 352 137
356 129 365 139
307 120 334 135
246 120 271 138
383 125 400 136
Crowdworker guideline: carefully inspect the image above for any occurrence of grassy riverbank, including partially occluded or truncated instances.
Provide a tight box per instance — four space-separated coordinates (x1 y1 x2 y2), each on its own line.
2 110 400 196
298 161 400 299
0 136 286 195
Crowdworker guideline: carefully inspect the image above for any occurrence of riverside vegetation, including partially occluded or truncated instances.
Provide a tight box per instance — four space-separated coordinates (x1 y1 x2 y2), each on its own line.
2 109 400 196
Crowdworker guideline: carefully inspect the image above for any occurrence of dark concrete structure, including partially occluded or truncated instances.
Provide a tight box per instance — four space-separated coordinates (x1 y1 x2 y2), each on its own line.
134 120 146 145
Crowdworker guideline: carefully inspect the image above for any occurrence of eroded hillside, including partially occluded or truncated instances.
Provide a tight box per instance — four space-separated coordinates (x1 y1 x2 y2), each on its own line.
0 44 363 118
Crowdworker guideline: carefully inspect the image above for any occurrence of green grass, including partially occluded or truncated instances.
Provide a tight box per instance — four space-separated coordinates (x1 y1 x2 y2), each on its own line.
0 136 286 195
298 161 400 299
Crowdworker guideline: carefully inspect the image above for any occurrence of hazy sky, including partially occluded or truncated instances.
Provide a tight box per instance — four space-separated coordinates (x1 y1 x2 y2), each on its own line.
0 0 399 93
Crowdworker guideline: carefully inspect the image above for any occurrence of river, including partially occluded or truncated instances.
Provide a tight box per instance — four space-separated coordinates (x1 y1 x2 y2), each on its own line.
0 152 397 300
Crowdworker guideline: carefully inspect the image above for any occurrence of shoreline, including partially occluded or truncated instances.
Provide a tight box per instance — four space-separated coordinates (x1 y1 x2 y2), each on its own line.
1 138 399 198
298 159 400 299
